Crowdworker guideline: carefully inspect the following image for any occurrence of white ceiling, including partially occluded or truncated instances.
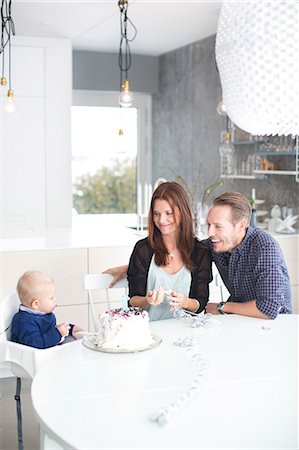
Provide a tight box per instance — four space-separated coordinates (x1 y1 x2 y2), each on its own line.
12 0 222 56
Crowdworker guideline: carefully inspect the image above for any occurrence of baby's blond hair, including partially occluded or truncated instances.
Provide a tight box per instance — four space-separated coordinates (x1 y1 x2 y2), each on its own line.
16 271 53 307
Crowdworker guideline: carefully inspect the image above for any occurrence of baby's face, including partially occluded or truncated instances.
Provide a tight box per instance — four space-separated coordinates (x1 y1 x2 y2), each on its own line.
36 280 57 313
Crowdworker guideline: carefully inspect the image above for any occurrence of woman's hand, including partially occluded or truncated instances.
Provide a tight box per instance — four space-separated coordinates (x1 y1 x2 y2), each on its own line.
146 286 165 306
167 291 199 312
167 290 186 309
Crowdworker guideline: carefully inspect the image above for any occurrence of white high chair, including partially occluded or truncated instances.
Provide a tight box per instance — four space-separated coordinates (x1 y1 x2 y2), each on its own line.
83 273 128 331
0 292 71 450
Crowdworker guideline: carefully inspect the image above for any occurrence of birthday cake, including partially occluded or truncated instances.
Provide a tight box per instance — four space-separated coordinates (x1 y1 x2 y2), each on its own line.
96 307 154 350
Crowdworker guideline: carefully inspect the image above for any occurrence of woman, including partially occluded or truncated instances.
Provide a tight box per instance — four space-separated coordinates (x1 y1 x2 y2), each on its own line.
128 181 212 320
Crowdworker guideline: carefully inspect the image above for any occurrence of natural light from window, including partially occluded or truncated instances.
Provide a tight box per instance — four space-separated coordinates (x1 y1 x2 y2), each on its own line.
71 106 137 215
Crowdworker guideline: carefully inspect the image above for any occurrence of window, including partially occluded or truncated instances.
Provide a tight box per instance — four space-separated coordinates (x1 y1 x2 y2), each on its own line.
72 105 137 213
72 91 151 216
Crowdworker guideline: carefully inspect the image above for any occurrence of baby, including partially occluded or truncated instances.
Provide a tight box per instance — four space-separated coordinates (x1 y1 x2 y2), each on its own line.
11 270 83 349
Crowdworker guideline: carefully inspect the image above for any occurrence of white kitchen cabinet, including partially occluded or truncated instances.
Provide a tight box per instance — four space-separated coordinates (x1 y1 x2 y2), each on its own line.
88 246 134 273
1 36 72 239
1 249 89 329
274 234 299 314
55 304 89 331
2 97 46 236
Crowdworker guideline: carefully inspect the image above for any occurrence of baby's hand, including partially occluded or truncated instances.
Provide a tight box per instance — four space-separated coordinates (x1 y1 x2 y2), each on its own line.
56 323 70 337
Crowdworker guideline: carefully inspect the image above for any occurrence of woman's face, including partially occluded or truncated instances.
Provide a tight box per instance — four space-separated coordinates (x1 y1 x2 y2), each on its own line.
152 199 181 237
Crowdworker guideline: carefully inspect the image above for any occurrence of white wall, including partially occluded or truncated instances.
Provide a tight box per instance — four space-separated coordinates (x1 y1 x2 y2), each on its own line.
0 36 72 238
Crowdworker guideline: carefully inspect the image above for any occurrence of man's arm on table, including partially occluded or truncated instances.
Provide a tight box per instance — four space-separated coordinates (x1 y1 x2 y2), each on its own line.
205 300 270 319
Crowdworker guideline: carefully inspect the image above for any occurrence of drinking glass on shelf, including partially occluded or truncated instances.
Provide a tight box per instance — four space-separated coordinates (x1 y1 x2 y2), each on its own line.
246 154 254 175
259 137 271 153
255 155 262 171
272 136 281 152
287 135 295 153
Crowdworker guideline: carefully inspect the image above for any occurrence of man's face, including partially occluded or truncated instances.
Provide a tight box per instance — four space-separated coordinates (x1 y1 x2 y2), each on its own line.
207 205 246 253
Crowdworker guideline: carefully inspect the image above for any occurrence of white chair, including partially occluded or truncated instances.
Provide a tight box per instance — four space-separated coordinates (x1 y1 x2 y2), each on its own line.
83 273 128 331
0 292 71 450
209 262 230 303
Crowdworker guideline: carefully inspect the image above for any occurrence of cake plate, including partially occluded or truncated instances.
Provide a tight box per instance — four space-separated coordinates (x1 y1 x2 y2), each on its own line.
82 334 162 353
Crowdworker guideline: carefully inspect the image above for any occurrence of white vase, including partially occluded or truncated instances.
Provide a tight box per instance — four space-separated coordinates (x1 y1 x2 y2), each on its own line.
195 202 209 239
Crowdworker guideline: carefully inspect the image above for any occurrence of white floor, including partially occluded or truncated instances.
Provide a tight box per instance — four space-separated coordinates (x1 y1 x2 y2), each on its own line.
0 377 39 450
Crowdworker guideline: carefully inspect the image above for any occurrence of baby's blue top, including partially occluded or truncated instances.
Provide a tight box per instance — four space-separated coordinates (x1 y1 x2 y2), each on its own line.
146 255 191 321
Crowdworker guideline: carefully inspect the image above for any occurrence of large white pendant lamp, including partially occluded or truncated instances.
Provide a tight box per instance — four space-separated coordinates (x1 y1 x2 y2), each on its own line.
215 1 299 136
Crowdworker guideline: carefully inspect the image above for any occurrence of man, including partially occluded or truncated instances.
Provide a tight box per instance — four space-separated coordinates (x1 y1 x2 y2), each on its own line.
203 192 291 319
104 192 292 319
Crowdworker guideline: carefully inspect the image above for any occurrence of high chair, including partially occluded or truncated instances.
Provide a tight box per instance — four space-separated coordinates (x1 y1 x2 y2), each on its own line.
0 292 72 450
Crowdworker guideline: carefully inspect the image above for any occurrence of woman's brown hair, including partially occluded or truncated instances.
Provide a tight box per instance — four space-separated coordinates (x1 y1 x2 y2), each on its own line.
148 181 195 270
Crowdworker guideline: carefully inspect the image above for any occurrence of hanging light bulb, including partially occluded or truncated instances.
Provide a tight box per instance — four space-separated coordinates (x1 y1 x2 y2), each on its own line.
118 0 137 108
118 79 133 107
117 107 127 153
117 128 126 153
4 87 18 116
216 99 227 116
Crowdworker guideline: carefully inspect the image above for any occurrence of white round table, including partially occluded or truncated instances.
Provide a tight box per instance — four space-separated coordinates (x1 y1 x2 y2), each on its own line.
31 315 298 449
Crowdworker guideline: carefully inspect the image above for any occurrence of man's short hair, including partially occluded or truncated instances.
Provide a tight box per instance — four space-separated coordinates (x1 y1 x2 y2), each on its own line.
212 192 251 225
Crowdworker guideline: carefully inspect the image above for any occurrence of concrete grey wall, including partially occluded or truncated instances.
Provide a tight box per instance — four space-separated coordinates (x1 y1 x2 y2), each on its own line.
73 40 299 218
73 50 159 94
152 35 299 218
152 35 226 205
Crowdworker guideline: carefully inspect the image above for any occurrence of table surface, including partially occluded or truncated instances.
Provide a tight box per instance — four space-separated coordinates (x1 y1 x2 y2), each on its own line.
31 315 298 450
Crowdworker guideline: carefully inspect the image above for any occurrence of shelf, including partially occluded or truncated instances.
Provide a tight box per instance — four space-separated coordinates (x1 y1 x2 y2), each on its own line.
254 170 297 176
232 140 265 145
220 174 256 179
257 152 296 156
220 129 298 183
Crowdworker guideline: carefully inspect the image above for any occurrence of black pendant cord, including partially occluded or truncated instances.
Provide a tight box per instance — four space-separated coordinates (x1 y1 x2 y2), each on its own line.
8 15 11 87
0 0 15 54
118 0 137 90
1 0 15 81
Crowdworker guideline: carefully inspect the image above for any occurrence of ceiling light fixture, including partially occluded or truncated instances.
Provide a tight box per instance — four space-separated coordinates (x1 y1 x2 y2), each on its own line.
216 0 299 136
1 0 16 115
118 0 137 108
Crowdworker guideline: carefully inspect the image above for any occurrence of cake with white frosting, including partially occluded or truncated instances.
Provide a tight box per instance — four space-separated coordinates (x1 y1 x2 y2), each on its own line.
96 307 154 350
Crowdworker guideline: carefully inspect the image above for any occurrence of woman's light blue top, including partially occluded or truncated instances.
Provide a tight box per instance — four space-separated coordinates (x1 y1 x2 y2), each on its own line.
146 255 191 321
